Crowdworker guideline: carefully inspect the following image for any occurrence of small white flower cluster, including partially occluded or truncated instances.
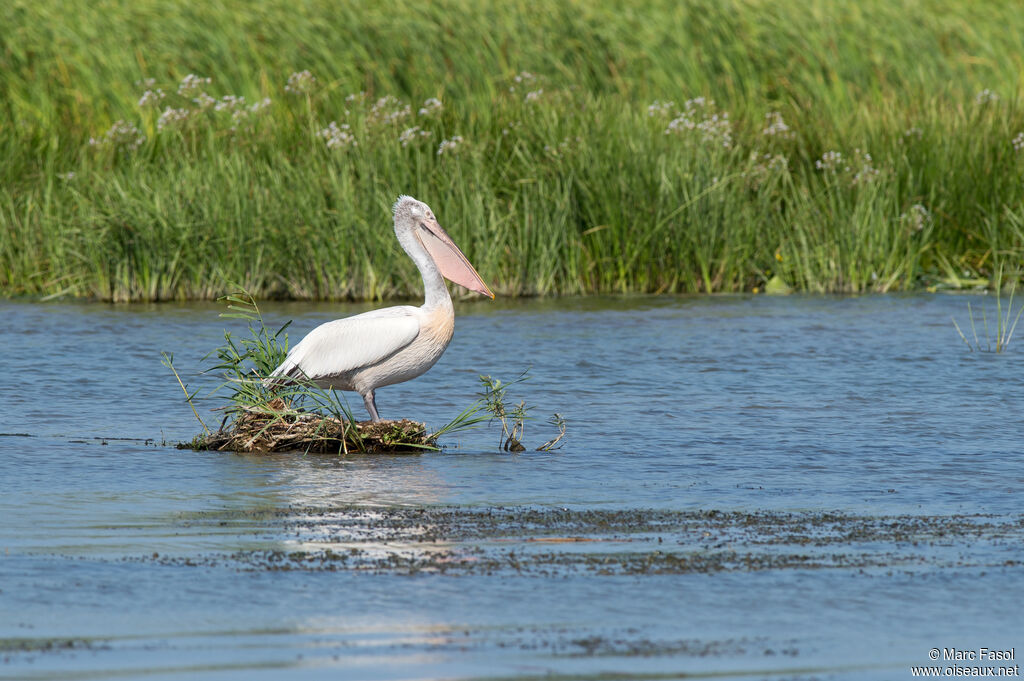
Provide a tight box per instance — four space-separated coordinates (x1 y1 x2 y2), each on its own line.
284 70 316 94
646 100 675 117
744 152 789 188
437 135 464 155
320 121 356 149
664 97 707 133
192 92 216 110
369 95 411 125
664 98 733 148
815 150 844 172
524 89 543 103
900 203 931 232
903 126 923 141
418 98 442 116
501 121 521 136
816 149 879 184
138 89 165 107
135 78 156 89
229 98 271 129
850 149 879 185
975 88 999 105
178 74 212 96
59 172 76 181
346 91 366 103
399 126 431 147
157 107 191 130
214 95 246 112
508 71 536 93
384 106 412 124
761 111 793 138
696 112 732 147
664 115 692 133
89 120 146 151
132 73 272 136
1013 132 1024 152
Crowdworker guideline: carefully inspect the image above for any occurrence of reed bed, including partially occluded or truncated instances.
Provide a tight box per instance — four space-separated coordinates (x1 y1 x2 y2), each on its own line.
2 0 1023 301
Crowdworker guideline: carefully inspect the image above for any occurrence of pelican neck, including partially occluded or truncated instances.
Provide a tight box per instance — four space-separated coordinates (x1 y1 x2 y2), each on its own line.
420 264 453 312
398 223 453 312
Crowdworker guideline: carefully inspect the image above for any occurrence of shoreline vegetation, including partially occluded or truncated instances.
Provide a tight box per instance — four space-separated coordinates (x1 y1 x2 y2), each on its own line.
2 0 1023 302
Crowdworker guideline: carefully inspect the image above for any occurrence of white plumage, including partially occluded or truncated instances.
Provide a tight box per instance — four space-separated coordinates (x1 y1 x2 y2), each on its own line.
272 307 421 384
268 196 492 420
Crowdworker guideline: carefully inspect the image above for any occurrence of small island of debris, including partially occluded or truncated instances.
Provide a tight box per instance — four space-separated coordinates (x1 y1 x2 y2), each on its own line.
182 399 435 454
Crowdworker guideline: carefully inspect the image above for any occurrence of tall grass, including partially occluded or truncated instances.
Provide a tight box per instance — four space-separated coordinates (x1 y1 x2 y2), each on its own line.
2 0 1023 301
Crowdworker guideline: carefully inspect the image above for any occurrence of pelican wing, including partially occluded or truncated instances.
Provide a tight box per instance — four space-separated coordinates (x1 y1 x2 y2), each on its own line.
271 306 420 381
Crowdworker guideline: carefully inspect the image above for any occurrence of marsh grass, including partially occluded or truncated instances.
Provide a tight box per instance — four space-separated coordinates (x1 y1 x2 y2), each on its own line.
3 0 1024 300
951 275 1024 353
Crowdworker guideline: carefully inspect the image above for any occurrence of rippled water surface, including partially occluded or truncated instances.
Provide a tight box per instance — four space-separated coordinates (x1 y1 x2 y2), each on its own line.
2 294 1022 680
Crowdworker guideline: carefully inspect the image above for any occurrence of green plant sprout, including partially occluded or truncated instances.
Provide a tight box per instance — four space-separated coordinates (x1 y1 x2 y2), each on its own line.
478 373 530 451
952 270 1024 353
476 372 567 452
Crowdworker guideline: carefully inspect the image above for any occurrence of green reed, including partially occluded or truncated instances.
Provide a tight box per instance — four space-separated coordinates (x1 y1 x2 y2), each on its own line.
2 0 1023 301
951 269 1024 353
475 371 566 452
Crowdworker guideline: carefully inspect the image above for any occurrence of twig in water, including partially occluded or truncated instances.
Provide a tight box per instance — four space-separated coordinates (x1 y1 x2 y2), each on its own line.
161 351 210 435
537 413 567 451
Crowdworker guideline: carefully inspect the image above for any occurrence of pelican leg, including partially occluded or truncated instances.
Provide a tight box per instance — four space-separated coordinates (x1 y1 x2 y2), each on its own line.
362 390 381 422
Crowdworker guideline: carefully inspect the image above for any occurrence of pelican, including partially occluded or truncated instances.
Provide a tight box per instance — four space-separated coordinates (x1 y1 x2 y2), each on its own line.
268 196 493 421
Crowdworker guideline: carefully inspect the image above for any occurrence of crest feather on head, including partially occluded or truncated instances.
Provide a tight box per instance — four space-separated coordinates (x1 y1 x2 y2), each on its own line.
393 195 425 218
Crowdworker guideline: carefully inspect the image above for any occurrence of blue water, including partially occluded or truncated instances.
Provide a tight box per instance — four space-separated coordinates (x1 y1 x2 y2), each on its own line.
1 294 1022 680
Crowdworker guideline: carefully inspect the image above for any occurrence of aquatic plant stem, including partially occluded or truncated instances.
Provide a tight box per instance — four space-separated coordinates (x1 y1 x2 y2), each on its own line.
951 317 973 352
161 352 211 435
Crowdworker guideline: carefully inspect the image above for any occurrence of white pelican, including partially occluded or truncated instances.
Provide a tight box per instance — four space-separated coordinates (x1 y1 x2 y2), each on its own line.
269 196 493 420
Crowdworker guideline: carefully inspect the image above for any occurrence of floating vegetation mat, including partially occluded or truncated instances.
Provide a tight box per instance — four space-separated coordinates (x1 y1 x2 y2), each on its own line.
185 399 434 454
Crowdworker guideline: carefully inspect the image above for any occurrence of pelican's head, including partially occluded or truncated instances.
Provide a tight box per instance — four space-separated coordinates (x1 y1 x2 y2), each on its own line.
392 195 494 298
